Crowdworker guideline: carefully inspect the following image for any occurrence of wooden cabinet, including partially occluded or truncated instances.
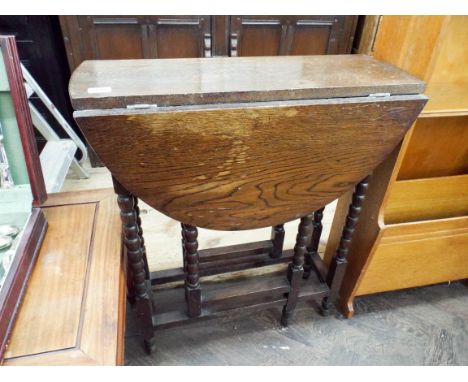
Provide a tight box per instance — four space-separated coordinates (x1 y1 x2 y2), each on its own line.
60 16 212 71
229 16 357 57
60 16 358 71
324 16 468 318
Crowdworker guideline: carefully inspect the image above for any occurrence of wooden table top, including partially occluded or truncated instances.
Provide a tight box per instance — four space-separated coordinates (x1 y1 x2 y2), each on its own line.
71 55 426 230
69 55 425 110
3 189 125 365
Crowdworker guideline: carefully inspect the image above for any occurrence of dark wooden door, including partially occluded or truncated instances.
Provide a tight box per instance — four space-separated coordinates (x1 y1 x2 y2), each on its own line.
229 16 357 56
60 16 211 71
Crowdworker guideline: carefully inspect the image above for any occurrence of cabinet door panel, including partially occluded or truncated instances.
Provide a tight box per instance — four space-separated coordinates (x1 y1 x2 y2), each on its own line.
289 24 331 55
155 17 211 58
93 22 146 59
60 16 211 70
230 16 357 57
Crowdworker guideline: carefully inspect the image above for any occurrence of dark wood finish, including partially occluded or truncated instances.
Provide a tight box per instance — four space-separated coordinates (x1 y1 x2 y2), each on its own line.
304 207 325 279
281 214 313 326
70 55 426 353
151 242 294 285
60 16 358 69
270 224 285 258
75 95 425 230
151 271 328 330
322 176 370 315
0 35 46 205
69 55 424 110
230 16 357 57
0 209 47 363
60 15 358 168
181 224 202 317
133 196 149 279
60 16 211 72
212 16 229 56
324 145 402 317
113 177 155 352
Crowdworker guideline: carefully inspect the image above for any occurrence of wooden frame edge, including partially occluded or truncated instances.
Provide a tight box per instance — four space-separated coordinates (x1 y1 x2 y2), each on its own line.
0 209 47 363
0 35 47 206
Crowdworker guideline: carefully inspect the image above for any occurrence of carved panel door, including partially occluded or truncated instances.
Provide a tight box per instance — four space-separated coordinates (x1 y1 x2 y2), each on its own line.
60 16 211 71
229 16 357 57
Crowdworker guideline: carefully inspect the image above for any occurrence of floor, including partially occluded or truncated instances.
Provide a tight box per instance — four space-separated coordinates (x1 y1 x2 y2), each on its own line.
124 282 468 366
63 160 468 366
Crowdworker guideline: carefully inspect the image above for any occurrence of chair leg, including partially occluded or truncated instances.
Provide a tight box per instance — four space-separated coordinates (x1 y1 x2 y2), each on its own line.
281 214 314 327
270 224 285 258
303 207 325 279
113 177 156 354
321 176 370 316
182 223 202 318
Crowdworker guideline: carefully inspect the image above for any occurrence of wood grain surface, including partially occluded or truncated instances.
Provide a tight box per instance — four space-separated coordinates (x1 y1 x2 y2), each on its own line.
4 204 96 358
75 95 426 230
69 55 424 110
385 174 468 224
397 116 468 180
356 217 468 296
4 190 125 365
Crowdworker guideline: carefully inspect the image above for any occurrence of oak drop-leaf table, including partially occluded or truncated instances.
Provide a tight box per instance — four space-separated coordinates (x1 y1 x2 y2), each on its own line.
69 55 426 353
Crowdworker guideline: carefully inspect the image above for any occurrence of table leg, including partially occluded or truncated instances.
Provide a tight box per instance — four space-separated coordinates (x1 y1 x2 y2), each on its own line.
303 207 325 279
321 176 370 316
134 196 150 279
270 224 285 258
281 214 313 326
182 223 202 318
113 177 156 353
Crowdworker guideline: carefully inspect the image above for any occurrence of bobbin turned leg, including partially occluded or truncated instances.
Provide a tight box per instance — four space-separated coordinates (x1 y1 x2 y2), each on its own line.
113 177 156 353
182 223 202 318
134 196 150 279
321 176 370 316
281 214 314 327
303 207 325 279
181 223 187 282
270 224 285 258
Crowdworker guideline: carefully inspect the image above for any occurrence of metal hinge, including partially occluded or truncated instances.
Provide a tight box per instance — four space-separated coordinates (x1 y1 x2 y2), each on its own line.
126 103 158 110
368 92 391 97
